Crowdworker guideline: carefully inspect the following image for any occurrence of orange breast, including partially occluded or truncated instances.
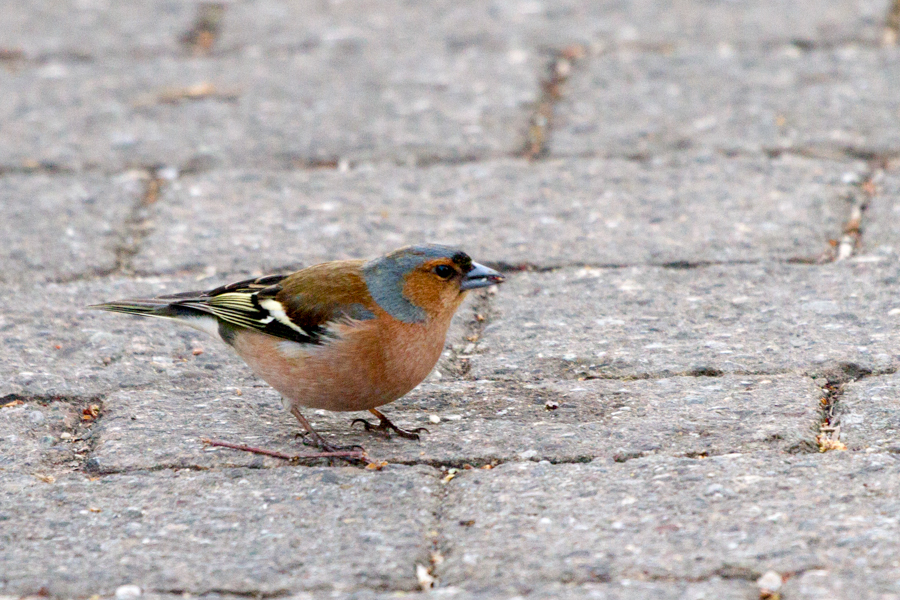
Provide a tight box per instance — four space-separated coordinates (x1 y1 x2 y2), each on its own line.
231 310 453 412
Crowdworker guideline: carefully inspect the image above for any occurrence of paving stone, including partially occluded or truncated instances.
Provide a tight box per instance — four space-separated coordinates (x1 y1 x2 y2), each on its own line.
7 0 889 172
0 23 536 172
5 0 900 595
131 154 851 275
234 0 886 48
110 581 763 600
551 47 900 159
349 580 757 599
439 452 900 591
529 0 887 50
1 0 885 60
862 169 900 260
0 276 265 399
470 261 900 380
211 0 889 54
0 400 94 474
0 0 194 59
86 375 820 472
0 465 438 596
838 372 900 453
0 172 140 285
782 569 900 600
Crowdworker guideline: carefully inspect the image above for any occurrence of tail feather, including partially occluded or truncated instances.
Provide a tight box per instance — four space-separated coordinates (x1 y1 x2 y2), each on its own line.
89 299 207 320
89 299 223 338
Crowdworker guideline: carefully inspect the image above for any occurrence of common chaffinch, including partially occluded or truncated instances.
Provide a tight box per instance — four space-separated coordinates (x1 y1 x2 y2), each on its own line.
91 244 504 450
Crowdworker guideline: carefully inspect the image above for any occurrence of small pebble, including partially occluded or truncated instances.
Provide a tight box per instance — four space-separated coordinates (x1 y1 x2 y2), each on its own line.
757 570 782 593
415 564 435 589
157 166 179 181
429 415 441 424
115 585 142 600
28 411 45 425
705 483 724 495
124 522 142 535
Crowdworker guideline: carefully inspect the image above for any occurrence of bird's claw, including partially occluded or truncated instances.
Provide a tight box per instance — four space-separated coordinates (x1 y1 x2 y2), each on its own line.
351 417 429 440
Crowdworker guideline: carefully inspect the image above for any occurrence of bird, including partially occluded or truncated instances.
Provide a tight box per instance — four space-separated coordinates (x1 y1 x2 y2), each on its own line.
90 244 504 450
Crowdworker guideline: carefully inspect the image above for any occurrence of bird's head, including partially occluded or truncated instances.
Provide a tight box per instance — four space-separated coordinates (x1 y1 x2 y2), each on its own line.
362 244 504 323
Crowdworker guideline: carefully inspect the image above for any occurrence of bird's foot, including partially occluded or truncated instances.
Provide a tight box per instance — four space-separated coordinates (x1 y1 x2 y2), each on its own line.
290 404 365 455
351 409 429 440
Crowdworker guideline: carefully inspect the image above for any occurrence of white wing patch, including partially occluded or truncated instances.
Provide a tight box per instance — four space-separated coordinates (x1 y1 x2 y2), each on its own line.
259 298 313 337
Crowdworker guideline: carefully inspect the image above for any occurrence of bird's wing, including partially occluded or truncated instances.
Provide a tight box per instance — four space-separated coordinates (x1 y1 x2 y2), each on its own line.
91 261 376 345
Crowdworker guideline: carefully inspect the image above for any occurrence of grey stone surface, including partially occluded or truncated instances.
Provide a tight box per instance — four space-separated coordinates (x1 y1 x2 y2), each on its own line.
528 0 888 50
0 17 537 171
782 569 900 600
6 0 890 173
3 0 899 596
1 0 886 60
0 465 438 596
0 399 94 474
439 452 900 592
87 375 820 472
109 580 763 600
551 47 900 159
364 580 758 599
470 262 900 380
862 170 900 259
0 277 258 399
131 154 851 275
0 0 194 59
0 172 140 285
839 372 900 452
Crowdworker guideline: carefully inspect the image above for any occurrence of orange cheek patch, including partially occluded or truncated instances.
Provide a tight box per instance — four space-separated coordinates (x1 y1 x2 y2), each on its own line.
402 271 461 318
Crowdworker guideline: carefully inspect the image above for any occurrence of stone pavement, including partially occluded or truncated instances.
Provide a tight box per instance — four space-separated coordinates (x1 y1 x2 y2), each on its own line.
2 1 899 598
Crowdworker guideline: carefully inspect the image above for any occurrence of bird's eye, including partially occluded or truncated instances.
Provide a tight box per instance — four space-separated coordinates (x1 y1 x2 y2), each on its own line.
433 264 455 279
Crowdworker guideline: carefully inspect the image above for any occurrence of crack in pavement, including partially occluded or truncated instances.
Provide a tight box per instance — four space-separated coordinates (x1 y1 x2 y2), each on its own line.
559 361 798 382
417 466 454 591
885 0 900 46
35 251 874 288
150 588 292 599
110 167 166 276
179 1 225 57
830 167 883 262
519 45 586 160
441 287 501 379
809 362 877 453
1 143 894 182
76 454 588 478
0 161 76 176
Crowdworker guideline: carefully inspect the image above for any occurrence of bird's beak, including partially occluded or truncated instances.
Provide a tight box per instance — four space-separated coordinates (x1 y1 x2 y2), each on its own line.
460 262 505 290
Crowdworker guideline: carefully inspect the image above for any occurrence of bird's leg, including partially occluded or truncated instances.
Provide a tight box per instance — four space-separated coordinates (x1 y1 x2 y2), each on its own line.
199 404 364 462
351 408 429 440
290 406 363 452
